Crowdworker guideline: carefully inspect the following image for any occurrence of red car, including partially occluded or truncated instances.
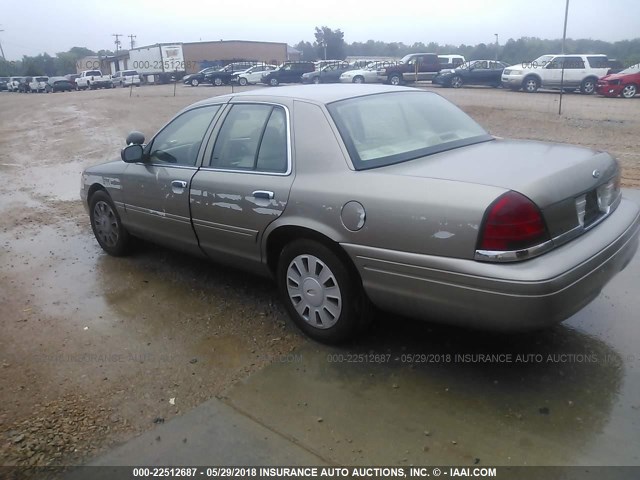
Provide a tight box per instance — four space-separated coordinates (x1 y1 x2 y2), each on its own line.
596 63 640 98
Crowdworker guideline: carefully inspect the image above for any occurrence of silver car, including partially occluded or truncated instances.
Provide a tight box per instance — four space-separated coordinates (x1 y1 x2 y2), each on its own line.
81 85 640 343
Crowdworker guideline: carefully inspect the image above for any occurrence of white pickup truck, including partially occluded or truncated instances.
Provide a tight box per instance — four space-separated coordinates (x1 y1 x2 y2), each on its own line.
76 70 113 90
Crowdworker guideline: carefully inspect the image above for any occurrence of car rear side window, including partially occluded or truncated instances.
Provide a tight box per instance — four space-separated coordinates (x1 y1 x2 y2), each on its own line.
328 91 491 170
210 104 289 173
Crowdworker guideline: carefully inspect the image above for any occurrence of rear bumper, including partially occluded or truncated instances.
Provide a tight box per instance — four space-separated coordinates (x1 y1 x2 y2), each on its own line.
343 197 640 331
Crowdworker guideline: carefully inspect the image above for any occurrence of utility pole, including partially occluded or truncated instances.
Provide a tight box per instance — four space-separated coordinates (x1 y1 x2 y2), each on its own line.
558 0 570 115
494 33 499 61
112 33 123 52
128 34 136 50
0 26 6 60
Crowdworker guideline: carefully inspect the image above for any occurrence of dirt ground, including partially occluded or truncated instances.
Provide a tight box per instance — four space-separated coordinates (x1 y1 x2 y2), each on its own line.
0 83 638 473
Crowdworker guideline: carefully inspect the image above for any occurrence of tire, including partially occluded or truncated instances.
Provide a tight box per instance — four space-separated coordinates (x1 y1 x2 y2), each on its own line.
352 75 364 84
389 74 402 86
238 77 248 86
450 75 463 88
621 83 637 99
580 77 597 95
269 77 279 86
522 76 540 93
89 190 131 256
213 77 223 86
277 239 370 344
190 78 199 87
312 76 321 84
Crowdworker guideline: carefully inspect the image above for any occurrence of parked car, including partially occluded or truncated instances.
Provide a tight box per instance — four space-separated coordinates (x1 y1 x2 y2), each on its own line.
7 76 26 92
433 60 510 88
261 62 315 86
501 54 610 94
378 53 442 85
76 70 112 90
596 63 640 99
81 84 639 343
606 59 625 74
183 67 220 87
438 54 466 69
302 61 356 84
46 77 74 92
204 62 257 86
29 76 49 93
0 77 9 91
111 70 141 88
339 62 384 83
65 74 80 88
234 64 277 86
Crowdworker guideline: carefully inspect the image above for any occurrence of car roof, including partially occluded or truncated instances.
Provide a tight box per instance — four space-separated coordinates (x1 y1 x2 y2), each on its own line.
193 84 418 107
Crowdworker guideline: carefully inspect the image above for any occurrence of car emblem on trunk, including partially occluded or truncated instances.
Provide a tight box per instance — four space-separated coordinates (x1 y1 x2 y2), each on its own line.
592 169 601 178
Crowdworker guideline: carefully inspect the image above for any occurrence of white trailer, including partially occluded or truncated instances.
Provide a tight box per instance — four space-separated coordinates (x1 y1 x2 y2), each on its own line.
128 43 185 83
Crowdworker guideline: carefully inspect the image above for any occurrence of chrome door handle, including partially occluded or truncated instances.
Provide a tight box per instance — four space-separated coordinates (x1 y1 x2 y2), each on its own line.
172 180 187 188
252 190 274 200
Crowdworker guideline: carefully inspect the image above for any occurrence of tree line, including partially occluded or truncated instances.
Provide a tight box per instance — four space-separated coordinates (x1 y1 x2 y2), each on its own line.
2 29 639 77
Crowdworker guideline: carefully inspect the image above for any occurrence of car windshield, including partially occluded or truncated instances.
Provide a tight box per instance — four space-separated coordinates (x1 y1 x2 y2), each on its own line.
35 77 47 82
327 91 492 170
619 63 640 74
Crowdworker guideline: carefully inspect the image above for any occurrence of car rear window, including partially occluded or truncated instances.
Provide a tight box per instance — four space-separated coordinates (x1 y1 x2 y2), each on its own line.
327 91 492 170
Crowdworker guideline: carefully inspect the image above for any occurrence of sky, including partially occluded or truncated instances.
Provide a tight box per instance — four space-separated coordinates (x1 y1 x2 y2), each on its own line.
1 0 639 60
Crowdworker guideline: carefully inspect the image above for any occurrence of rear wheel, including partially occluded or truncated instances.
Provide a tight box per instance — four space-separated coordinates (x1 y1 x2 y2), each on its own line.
89 191 131 256
522 76 540 93
213 77 223 86
352 75 364 84
450 75 463 88
238 77 248 86
580 77 597 94
312 76 321 84
269 77 279 86
621 83 637 98
277 239 369 344
190 78 199 87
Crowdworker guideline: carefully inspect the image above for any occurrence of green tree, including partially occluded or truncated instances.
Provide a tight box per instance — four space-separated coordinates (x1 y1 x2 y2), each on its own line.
314 26 346 60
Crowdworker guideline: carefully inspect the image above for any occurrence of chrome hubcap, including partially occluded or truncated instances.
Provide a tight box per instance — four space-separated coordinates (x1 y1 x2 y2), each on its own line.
583 82 594 93
214 78 222 86
451 76 462 88
391 76 400 85
622 85 636 98
525 80 537 91
286 254 342 329
93 201 119 247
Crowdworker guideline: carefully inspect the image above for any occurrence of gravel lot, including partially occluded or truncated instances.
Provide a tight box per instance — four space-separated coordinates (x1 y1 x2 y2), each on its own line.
0 83 638 474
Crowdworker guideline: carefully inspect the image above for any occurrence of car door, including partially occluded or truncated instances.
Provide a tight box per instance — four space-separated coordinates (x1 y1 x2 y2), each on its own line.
120 104 223 254
190 102 294 271
468 61 492 84
562 56 586 87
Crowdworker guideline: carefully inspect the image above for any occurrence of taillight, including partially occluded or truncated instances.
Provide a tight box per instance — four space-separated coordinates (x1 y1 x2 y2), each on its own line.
477 191 550 251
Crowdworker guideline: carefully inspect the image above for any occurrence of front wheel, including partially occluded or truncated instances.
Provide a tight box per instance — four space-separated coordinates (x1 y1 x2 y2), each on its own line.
238 77 248 86
269 77 279 86
213 77 223 86
352 75 364 84
190 78 199 87
277 239 369 344
89 190 131 256
621 83 637 98
522 76 540 93
312 76 321 84
389 74 402 86
450 75 463 88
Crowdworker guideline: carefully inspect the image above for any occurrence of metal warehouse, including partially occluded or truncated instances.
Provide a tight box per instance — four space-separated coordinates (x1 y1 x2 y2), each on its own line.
182 40 289 73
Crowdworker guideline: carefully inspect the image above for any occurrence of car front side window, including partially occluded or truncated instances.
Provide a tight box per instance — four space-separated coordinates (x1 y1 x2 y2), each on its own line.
148 105 221 166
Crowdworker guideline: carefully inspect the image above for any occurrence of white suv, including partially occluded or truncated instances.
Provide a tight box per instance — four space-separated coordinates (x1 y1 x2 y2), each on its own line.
502 54 610 94
111 70 141 88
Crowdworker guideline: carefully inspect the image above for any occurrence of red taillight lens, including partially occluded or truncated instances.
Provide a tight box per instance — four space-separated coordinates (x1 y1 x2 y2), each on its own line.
478 191 550 251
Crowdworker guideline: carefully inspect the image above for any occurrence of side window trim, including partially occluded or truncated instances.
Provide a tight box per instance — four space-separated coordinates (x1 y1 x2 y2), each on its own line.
201 102 292 176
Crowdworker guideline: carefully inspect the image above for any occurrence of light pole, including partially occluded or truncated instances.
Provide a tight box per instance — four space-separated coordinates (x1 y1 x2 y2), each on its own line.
494 33 499 61
0 26 6 61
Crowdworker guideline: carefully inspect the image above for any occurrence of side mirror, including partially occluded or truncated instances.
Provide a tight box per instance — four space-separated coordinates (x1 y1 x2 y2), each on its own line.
126 131 145 145
121 144 144 163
